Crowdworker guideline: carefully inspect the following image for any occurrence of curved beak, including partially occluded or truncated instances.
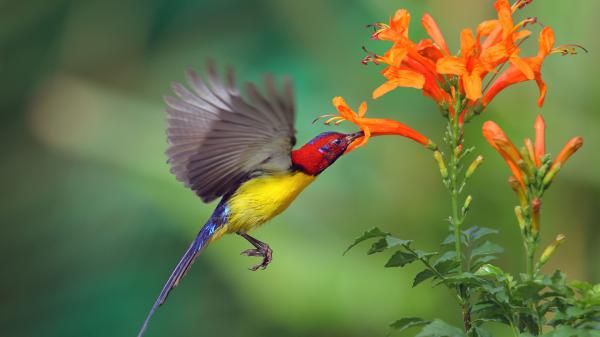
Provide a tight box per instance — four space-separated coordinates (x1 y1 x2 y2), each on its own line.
346 131 364 142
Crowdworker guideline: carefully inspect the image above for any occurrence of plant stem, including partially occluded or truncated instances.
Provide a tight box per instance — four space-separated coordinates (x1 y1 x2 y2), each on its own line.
445 113 472 332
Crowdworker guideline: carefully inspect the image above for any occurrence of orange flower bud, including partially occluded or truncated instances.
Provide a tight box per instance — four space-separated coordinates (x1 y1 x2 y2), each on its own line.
482 121 525 187
554 136 583 167
543 136 583 187
534 115 546 165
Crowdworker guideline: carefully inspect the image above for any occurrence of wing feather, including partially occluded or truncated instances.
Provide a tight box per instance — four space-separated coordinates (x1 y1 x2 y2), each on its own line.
165 61 296 202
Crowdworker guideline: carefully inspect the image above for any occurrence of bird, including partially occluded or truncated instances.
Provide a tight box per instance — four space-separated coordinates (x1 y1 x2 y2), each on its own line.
136 61 363 337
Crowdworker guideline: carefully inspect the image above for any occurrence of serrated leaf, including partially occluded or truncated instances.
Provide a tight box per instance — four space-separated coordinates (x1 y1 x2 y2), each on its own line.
415 319 466 337
344 227 389 255
390 317 430 332
413 269 435 287
471 241 504 259
385 251 417 268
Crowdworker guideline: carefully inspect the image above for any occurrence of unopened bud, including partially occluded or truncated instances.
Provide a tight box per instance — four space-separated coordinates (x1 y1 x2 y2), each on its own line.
509 176 528 208
539 234 566 266
514 206 526 232
531 198 541 237
544 137 583 188
433 151 448 178
465 155 484 179
524 138 539 167
555 137 583 166
462 195 473 215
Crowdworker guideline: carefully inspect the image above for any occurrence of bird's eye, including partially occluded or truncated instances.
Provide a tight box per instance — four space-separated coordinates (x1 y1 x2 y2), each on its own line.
332 138 342 146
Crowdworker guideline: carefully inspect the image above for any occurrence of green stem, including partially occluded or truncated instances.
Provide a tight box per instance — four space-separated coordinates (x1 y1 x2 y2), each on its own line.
446 114 471 332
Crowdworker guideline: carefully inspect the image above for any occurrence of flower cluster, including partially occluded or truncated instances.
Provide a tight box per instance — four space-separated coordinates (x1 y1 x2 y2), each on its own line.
366 0 564 113
318 0 579 150
482 115 583 237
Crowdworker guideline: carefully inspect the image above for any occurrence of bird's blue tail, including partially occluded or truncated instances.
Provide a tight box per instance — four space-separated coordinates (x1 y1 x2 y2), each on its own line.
136 218 221 337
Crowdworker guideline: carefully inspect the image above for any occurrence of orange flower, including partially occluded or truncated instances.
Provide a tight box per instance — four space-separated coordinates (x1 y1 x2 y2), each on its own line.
483 27 554 107
318 97 436 152
437 29 493 101
370 9 411 42
482 121 525 187
368 10 450 104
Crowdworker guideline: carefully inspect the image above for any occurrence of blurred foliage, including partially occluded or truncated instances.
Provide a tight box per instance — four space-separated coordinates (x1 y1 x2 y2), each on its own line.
1 1 599 337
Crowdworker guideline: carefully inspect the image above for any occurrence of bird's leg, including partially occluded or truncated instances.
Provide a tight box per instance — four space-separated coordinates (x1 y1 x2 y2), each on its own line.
238 233 272 271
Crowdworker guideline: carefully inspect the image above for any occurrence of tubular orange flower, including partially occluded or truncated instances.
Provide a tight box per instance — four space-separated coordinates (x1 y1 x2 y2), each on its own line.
534 114 545 164
318 97 436 152
421 13 450 56
483 26 555 107
553 136 584 167
482 121 525 187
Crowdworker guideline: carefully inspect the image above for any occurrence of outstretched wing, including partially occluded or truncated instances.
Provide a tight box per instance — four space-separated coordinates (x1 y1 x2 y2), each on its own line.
165 61 296 202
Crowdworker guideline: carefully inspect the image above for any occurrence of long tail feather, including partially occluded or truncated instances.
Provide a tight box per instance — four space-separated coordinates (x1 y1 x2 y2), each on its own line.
136 220 220 337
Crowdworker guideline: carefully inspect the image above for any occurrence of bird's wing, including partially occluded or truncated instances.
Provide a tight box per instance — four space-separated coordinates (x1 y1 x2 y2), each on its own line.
165 61 296 202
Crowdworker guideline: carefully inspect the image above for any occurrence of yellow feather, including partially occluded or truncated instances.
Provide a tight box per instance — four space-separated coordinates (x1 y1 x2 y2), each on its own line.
210 171 316 241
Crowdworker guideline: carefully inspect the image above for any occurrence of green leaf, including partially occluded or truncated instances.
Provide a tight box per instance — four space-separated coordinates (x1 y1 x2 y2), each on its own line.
472 327 492 337
474 264 506 277
471 241 504 258
390 317 430 332
414 269 435 287
415 249 438 260
466 227 499 242
416 319 466 337
368 238 390 255
435 251 457 265
542 325 600 337
386 236 412 248
344 227 389 255
385 251 417 268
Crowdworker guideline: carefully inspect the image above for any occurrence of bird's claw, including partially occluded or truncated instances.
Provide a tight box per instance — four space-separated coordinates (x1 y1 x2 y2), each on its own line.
241 245 272 271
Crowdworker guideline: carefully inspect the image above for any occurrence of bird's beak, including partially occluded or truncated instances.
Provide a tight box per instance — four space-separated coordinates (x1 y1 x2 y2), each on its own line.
346 131 364 142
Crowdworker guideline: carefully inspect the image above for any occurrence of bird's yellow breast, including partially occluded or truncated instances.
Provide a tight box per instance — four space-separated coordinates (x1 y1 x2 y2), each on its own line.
211 171 316 240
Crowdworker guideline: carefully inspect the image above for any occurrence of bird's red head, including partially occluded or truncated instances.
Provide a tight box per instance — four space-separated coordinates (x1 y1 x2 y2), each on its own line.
291 132 362 176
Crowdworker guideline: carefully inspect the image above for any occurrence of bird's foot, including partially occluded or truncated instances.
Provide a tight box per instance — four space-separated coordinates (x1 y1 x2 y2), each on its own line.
240 244 272 271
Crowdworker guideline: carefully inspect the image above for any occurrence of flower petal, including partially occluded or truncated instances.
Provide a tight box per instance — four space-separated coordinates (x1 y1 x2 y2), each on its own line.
460 29 477 56
358 101 367 117
510 56 535 80
538 26 555 57
462 72 483 101
436 56 466 75
373 81 398 99
422 13 450 55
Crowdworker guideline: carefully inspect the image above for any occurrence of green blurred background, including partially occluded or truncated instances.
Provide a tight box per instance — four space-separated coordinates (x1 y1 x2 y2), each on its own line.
1 0 598 336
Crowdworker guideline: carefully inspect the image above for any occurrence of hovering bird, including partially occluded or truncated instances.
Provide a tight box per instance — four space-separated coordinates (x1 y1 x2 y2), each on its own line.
136 62 363 337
